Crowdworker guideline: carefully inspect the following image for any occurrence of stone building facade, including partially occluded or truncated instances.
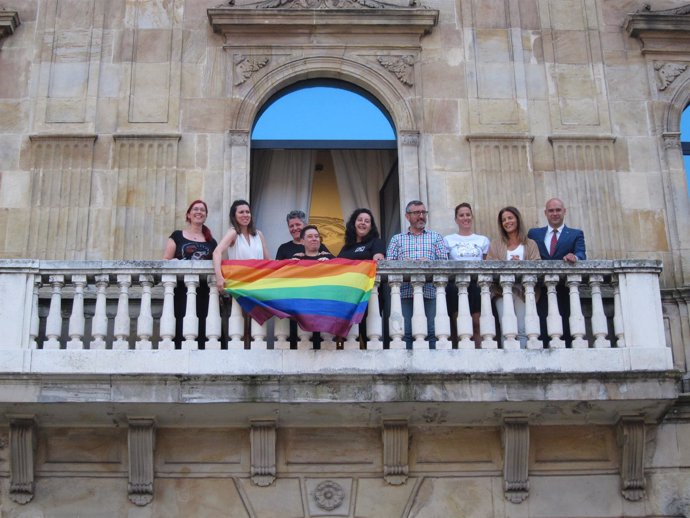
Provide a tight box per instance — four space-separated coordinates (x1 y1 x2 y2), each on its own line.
0 0 689 517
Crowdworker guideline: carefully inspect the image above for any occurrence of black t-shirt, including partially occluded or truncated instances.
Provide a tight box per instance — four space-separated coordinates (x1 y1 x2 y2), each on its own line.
275 240 330 260
169 230 217 260
299 252 335 260
337 238 386 260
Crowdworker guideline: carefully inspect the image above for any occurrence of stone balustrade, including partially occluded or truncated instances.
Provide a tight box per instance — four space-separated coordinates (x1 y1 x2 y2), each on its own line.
0 259 673 375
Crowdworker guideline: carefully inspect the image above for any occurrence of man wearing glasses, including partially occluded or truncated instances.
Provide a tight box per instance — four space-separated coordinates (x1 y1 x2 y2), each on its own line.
386 200 449 348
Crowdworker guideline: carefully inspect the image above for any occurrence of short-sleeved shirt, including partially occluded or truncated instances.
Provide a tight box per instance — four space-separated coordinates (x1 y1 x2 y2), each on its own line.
444 233 490 261
386 229 449 298
169 230 217 260
276 241 329 260
338 237 386 260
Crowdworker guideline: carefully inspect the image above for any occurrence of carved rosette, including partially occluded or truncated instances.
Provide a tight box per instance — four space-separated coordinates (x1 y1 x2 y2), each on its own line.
313 480 345 511
619 417 646 501
654 62 688 90
9 417 36 505
250 420 276 486
503 417 529 503
234 55 270 85
383 420 409 485
377 55 415 86
128 418 156 506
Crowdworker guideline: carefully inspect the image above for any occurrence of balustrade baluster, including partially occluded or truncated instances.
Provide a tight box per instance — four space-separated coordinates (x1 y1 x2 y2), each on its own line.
366 276 383 350
136 275 154 350
411 274 427 349
228 297 245 350
113 275 132 350
273 318 290 350
566 274 587 348
181 275 199 350
29 275 41 349
158 274 177 350
544 274 565 348
206 275 222 350
523 275 542 349
296 325 312 350
477 274 497 349
455 275 473 349
343 324 360 350
250 318 268 350
90 275 109 350
498 274 519 350
66 275 87 350
44 275 64 350
588 274 611 348
612 277 626 347
433 275 451 349
388 275 405 349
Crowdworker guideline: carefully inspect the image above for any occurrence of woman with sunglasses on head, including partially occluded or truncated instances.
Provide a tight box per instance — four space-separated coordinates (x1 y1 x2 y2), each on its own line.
164 200 217 348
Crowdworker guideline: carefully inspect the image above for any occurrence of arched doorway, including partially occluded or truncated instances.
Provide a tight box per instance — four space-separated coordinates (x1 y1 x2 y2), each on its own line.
249 79 399 256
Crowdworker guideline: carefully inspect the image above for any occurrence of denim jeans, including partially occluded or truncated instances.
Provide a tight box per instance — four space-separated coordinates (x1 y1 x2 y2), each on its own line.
401 296 436 349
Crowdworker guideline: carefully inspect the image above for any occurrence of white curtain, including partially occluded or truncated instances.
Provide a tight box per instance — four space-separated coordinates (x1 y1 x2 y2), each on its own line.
331 149 396 225
251 149 316 257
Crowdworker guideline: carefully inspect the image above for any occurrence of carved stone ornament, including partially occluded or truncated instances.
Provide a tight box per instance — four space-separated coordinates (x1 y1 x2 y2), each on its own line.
654 62 688 90
636 3 690 16
619 417 646 502
250 420 276 486
128 418 156 506
0 9 20 46
503 417 529 504
399 131 419 146
378 55 415 86
229 130 250 145
383 420 409 485
9 417 36 505
255 0 392 9
662 132 681 150
234 55 270 85
313 480 345 511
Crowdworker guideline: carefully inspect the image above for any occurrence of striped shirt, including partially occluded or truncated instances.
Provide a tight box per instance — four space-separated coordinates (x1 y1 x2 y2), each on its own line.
386 229 449 298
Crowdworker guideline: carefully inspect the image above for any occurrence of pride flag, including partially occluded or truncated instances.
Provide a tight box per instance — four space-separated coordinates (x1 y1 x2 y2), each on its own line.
221 259 377 336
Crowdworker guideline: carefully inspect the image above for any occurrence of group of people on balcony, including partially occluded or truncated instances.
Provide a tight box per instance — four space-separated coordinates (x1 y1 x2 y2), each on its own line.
164 196 586 348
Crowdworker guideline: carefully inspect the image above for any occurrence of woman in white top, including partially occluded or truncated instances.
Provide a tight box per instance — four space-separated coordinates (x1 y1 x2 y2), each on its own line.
213 199 269 291
487 206 540 347
445 203 490 345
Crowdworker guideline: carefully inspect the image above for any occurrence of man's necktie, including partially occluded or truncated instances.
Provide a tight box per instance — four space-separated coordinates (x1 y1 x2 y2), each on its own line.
549 229 558 256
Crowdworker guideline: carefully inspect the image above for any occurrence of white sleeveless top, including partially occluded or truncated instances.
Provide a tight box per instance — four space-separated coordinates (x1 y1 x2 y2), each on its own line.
227 232 264 260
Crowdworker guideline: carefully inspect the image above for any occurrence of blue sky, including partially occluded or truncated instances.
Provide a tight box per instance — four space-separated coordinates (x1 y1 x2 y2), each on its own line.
252 86 395 140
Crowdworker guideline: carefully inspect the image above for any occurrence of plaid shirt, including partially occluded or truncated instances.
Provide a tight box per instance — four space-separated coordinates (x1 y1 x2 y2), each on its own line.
386 229 449 298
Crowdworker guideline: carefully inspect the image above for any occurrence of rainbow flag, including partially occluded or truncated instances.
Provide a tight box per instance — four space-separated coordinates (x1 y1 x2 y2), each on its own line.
221 259 377 336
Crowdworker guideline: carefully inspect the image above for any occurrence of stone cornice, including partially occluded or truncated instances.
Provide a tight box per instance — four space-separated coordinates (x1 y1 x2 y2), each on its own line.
0 9 20 44
208 2 438 39
466 134 534 142
624 4 690 54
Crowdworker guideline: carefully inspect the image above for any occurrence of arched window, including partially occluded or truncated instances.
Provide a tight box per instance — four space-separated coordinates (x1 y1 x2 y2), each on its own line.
682 104 690 195
250 80 399 256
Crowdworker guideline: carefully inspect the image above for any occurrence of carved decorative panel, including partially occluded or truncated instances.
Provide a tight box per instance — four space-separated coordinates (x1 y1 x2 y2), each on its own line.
548 135 623 259
503 417 529 503
618 417 646 502
383 420 408 485
25 135 97 260
128 418 155 506
467 134 535 237
111 134 181 259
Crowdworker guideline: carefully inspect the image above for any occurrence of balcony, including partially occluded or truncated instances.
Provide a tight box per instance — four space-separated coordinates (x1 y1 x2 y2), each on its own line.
0 259 678 427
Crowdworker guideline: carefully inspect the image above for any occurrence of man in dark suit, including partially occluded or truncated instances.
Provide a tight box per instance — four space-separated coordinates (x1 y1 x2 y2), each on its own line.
528 198 586 346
